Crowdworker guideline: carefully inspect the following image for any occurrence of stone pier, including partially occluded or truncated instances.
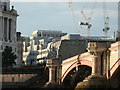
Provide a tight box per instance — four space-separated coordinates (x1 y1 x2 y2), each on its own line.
44 59 59 88
75 41 109 89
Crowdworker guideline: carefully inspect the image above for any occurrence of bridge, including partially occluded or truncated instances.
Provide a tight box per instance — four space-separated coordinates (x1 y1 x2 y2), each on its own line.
1 41 120 88
46 41 120 88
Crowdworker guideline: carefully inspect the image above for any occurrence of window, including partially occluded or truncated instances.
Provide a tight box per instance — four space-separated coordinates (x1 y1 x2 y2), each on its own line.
48 35 50 37
15 48 16 52
12 77 14 82
1 45 3 50
34 40 37 45
38 33 41 37
2 77 4 82
33 59 34 61
56 35 59 37
4 18 7 41
25 47 27 52
30 60 33 65
43 34 46 37
37 45 39 50
3 2 7 11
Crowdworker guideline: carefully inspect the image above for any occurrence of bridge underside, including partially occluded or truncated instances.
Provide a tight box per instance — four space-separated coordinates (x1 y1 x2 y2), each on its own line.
109 66 120 88
61 65 92 88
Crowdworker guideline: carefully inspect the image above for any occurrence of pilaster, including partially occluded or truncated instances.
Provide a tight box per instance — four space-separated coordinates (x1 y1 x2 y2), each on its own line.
7 18 9 41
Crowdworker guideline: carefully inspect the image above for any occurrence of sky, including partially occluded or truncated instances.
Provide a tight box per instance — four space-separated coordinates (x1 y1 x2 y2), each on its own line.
10 1 118 37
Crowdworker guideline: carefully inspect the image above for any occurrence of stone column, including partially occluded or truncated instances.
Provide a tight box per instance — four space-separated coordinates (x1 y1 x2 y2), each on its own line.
106 50 110 79
91 52 102 76
49 66 56 83
7 18 9 42
1 17 4 41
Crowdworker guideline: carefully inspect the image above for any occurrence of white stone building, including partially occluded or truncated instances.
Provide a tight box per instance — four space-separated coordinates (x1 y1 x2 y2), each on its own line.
0 0 19 65
23 30 67 65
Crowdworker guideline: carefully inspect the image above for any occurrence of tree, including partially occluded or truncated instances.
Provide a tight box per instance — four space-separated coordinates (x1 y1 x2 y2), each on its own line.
2 46 17 68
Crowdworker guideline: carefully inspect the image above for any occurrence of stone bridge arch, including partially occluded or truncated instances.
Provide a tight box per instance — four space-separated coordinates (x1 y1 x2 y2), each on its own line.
61 65 92 88
61 52 93 82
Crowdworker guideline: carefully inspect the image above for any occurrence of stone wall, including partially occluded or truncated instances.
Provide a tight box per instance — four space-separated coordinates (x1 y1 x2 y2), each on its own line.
58 40 87 60
0 74 37 82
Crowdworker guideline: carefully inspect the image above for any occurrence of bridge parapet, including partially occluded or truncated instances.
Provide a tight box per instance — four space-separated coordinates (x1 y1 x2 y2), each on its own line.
109 41 120 77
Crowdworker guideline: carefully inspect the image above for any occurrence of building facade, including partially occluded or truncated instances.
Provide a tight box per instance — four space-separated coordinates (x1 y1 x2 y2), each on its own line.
23 30 67 65
0 0 19 66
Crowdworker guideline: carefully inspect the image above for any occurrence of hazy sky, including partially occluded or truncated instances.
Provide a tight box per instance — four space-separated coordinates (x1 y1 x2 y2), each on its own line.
10 2 118 37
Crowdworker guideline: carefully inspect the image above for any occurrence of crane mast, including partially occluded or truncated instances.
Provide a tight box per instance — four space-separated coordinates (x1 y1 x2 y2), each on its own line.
79 10 92 38
79 2 96 38
103 2 110 37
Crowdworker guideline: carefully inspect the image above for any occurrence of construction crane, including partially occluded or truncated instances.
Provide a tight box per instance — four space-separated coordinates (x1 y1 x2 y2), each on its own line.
103 2 110 37
79 2 96 38
68 0 84 35
79 10 92 37
68 0 78 33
